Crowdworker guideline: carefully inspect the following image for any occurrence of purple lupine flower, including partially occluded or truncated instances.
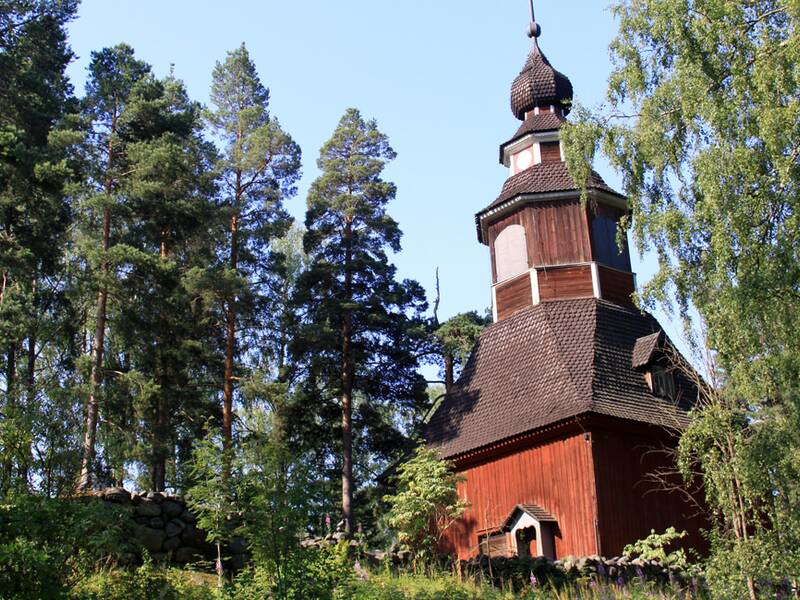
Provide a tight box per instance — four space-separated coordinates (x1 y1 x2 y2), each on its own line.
617 575 626 586
635 565 645 581
597 562 607 578
354 560 369 581
530 572 538 588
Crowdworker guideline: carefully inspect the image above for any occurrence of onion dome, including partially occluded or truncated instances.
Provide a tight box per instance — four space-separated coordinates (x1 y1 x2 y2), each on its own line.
510 38 573 119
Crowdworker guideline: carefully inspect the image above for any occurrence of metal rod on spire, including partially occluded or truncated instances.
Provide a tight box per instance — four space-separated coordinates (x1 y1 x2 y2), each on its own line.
527 0 541 42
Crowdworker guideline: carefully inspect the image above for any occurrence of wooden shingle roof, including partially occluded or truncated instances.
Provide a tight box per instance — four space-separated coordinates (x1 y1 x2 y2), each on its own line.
512 112 566 138
632 331 663 369
492 162 620 208
425 299 695 459
510 46 573 119
475 163 624 243
502 504 558 530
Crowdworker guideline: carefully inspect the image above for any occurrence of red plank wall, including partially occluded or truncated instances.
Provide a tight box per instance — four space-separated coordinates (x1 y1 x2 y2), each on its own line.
440 422 707 560
442 431 599 559
591 426 707 557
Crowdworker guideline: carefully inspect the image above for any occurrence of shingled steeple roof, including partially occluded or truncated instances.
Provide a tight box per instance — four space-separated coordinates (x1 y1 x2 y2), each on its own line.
510 43 573 119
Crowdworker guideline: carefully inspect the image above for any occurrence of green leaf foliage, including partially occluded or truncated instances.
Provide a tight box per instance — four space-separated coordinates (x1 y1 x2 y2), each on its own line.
384 446 467 570
0 0 78 496
289 108 429 531
562 1 800 595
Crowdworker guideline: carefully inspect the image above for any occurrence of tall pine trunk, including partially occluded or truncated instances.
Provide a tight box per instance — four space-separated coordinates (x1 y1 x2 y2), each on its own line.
78 117 116 491
444 353 454 392
151 380 168 491
21 328 35 487
3 343 16 491
340 219 354 534
151 238 170 492
221 172 241 468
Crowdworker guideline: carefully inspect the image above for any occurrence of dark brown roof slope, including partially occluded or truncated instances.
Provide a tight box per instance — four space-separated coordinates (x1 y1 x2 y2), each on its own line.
479 162 622 219
498 113 567 164
424 299 695 459
502 504 557 530
632 331 663 369
513 112 566 137
511 46 573 119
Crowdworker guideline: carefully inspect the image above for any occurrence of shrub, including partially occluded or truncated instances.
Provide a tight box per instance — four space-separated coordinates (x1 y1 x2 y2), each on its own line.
384 446 467 571
69 561 218 600
0 538 64 600
0 494 131 569
227 541 354 600
622 527 690 570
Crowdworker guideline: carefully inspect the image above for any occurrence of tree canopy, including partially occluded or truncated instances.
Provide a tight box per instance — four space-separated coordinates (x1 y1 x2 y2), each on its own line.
562 2 800 596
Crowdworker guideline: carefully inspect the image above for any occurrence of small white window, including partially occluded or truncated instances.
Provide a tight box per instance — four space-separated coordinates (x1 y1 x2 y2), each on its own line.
495 224 528 281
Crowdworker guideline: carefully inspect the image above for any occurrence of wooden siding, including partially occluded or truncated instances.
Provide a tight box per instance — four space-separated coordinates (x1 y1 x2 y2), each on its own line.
597 266 635 305
537 265 593 301
591 427 708 556
495 272 532 320
540 141 562 163
488 201 592 282
441 432 599 560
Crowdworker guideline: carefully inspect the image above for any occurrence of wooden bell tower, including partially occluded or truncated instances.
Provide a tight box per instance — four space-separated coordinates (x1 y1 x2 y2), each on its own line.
425 4 707 562
477 17 636 322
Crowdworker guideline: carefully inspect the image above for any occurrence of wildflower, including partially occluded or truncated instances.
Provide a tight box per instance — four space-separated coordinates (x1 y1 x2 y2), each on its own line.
597 562 607 578
354 560 369 581
635 565 645 582
589 579 597 588
325 513 331 531
616 575 625 586
530 572 538 588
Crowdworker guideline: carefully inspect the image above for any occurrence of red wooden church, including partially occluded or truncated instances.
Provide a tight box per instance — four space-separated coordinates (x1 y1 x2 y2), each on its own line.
425 12 704 561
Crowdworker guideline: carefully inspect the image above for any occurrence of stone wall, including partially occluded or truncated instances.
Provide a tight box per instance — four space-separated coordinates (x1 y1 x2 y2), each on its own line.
98 487 247 569
459 553 690 588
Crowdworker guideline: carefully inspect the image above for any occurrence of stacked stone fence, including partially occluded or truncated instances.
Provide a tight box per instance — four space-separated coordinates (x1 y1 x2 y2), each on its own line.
96 487 248 570
458 553 693 590
94 488 708 592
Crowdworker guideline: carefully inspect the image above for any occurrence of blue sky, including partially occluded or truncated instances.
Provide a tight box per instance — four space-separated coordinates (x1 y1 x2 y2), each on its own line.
66 1 693 369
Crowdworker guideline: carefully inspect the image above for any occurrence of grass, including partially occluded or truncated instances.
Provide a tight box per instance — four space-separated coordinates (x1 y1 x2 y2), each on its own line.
342 572 694 600
62 563 697 599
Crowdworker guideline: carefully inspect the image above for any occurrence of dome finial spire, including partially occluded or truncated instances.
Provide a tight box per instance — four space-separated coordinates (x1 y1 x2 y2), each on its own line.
527 0 541 47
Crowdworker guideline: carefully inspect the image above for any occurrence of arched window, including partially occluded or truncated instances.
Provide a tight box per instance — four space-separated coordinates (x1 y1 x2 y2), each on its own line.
495 224 528 281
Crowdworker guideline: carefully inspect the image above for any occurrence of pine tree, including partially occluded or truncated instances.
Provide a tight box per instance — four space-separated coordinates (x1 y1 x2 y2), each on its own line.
433 311 490 392
74 45 150 490
205 43 301 459
292 108 428 533
0 0 78 495
111 74 219 491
